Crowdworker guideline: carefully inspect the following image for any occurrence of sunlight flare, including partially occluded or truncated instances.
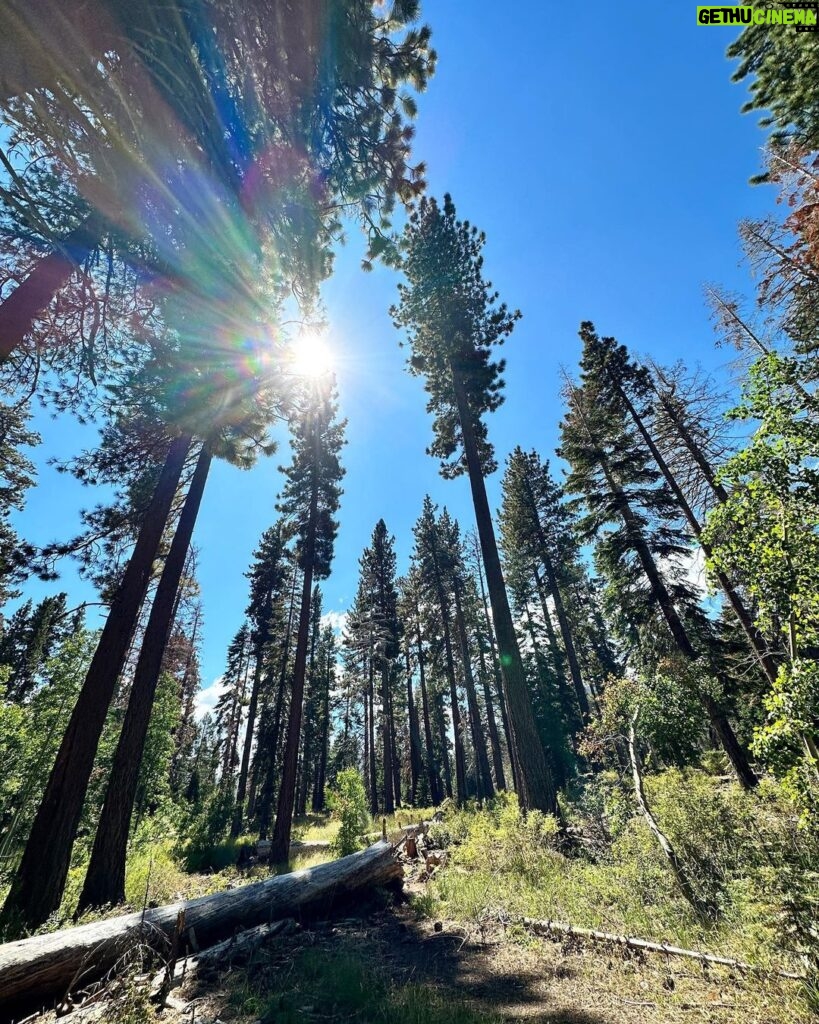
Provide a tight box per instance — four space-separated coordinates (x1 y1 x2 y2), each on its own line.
289 328 335 378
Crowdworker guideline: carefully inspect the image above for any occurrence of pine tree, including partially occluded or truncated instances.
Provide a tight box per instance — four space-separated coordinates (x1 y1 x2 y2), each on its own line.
412 498 468 805
0 1 435 363
269 378 345 863
392 195 557 815
0 401 39 606
500 448 590 723
231 523 291 837
357 520 403 813
559 324 757 790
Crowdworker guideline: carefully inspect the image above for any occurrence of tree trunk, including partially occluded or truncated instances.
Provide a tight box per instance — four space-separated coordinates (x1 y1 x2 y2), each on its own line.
391 707 402 807
257 570 299 839
535 579 583 741
450 364 558 815
415 623 442 804
435 693 453 800
440 604 467 806
476 560 516 791
231 653 264 838
269 517 317 863
476 633 506 790
0 433 193 936
598 457 757 790
521 473 590 718
367 651 378 814
453 581 494 800
404 646 423 805
0 841 402 1016
311 649 332 812
620 385 778 686
381 663 395 814
78 446 211 913
629 711 716 919
0 215 101 361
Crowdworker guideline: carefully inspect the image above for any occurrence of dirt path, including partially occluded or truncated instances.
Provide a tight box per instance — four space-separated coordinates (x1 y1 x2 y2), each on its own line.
25 882 807 1024
135 893 802 1024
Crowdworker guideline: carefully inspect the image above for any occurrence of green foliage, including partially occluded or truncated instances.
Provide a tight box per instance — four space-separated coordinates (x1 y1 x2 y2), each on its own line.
727 6 819 152
178 788 237 871
433 772 818 973
328 768 370 857
704 347 819 820
257 948 500 1024
391 194 519 479
0 628 97 878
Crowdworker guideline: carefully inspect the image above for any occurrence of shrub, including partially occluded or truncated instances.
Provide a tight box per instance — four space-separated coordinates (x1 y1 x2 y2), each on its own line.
328 768 370 857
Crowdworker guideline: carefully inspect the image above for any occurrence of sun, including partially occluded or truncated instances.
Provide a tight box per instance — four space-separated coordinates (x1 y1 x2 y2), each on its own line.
289 328 334 378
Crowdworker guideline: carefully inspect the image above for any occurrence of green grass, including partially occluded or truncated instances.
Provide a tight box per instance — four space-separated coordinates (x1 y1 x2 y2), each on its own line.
232 947 501 1024
423 778 817 975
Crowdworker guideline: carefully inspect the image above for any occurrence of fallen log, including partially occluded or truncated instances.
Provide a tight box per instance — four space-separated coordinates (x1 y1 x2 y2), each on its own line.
0 840 401 1018
516 917 805 980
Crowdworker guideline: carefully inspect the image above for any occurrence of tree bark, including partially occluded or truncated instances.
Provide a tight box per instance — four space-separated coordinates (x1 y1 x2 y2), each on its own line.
521 473 590 718
0 433 193 936
269 492 318 863
450 364 557 815
77 446 211 913
0 215 101 361
619 384 778 687
453 580 494 800
415 620 443 804
404 645 424 805
0 841 402 1016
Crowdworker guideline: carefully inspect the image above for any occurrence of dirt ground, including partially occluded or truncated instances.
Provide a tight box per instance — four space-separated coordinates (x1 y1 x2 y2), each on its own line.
22 874 811 1024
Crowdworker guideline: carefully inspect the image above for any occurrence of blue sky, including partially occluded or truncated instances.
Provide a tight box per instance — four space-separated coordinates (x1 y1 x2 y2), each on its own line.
13 1 779 703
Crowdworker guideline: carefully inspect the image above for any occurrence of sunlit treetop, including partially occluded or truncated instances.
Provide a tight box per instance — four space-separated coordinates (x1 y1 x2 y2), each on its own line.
391 194 520 478
0 0 436 396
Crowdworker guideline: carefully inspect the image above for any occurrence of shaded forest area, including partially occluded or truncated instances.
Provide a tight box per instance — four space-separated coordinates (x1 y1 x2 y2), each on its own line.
0 2 818 1022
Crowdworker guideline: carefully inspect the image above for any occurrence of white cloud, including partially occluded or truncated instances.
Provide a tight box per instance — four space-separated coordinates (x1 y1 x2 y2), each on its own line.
321 609 349 634
195 675 225 721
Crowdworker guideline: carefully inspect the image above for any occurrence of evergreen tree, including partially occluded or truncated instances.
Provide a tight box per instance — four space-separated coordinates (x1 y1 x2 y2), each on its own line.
500 448 590 722
269 378 345 863
357 520 403 813
231 523 291 837
392 195 557 815
0 402 39 606
559 323 757 790
412 498 468 805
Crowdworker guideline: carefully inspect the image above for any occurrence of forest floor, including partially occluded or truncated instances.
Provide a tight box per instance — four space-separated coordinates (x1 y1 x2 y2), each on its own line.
25 854 812 1024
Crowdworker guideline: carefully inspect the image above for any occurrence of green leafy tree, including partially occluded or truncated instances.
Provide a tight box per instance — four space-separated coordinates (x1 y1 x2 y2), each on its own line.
328 768 370 858
705 351 819 818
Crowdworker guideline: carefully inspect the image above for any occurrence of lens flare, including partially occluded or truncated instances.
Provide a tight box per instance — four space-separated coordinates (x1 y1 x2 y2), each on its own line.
290 329 334 378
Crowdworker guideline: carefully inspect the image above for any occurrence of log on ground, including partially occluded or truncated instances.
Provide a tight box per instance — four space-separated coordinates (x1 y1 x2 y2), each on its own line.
0 839 401 1016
